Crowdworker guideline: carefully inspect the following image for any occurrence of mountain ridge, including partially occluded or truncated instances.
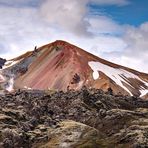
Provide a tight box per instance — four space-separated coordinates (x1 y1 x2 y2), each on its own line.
0 40 148 98
10 40 148 77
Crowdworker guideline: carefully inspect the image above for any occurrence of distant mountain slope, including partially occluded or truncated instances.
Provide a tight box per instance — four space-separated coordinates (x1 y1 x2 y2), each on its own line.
1 40 148 98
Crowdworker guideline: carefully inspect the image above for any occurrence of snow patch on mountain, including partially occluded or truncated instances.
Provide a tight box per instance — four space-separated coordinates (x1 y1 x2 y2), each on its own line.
24 86 32 90
2 60 21 69
93 71 99 80
6 77 14 92
88 61 148 96
0 71 5 83
88 63 99 80
140 89 148 97
88 61 137 95
140 83 148 97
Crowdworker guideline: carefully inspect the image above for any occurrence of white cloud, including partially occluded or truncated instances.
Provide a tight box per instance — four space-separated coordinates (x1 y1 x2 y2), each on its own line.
0 6 56 58
40 0 129 36
101 23 148 72
0 0 147 73
40 0 91 36
88 15 123 35
122 23 148 72
123 23 148 58
0 0 41 6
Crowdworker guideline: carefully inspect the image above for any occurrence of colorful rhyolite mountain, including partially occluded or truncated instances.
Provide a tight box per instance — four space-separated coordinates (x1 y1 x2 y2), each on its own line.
0 40 148 98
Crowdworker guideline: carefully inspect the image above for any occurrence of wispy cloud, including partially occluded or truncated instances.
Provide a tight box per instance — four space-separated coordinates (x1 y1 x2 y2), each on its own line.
91 0 130 6
0 0 42 7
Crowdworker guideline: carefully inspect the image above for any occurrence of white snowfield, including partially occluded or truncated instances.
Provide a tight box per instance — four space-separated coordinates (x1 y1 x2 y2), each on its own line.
88 61 148 97
2 60 21 69
0 74 5 82
6 77 14 92
24 86 32 90
0 70 5 82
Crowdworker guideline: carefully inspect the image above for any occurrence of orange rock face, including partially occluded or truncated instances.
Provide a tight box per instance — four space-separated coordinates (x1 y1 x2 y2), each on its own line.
2 40 148 98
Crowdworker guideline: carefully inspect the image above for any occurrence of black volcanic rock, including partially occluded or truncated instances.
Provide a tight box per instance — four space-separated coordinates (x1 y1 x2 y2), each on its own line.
0 58 6 69
0 88 148 147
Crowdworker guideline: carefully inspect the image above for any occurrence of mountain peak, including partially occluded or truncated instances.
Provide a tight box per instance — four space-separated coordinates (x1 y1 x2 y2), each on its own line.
54 40 69 44
1 40 148 98
50 40 73 48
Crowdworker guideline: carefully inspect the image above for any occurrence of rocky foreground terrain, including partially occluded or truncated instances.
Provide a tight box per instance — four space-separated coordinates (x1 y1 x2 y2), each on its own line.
0 87 148 148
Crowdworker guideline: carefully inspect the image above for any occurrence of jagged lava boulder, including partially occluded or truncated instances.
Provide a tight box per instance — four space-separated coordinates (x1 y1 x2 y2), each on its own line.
0 88 148 147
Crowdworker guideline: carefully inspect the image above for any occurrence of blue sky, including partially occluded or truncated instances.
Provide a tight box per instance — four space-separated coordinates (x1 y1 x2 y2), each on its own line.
0 0 148 72
89 0 148 26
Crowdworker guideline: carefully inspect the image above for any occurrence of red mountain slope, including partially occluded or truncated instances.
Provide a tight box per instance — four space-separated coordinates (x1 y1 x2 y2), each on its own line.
1 40 148 98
